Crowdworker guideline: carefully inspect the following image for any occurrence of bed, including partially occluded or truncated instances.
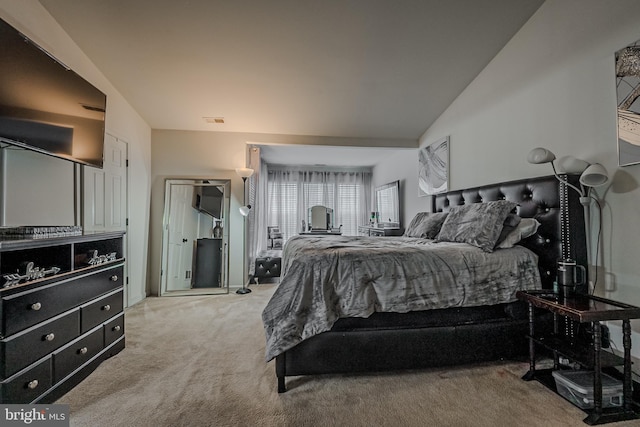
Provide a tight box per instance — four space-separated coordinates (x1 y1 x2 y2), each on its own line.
263 175 587 393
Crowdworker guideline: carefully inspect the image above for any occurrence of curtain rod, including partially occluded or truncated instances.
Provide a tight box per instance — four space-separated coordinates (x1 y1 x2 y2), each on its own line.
266 163 372 173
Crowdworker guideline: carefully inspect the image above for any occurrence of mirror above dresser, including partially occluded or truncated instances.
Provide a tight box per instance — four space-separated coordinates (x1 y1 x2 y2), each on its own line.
375 180 400 228
358 180 403 237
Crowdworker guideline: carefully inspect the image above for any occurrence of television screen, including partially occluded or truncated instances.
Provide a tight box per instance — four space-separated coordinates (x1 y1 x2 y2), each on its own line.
193 186 223 219
0 17 106 168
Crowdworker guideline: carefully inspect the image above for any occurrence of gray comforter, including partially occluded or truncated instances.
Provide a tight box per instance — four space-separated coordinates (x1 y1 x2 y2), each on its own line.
262 235 541 362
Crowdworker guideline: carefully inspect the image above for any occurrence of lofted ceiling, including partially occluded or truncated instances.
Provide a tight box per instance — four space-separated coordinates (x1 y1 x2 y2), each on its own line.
38 0 544 165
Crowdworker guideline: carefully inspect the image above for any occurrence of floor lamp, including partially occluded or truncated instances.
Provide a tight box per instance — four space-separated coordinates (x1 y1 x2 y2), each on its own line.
236 167 254 295
527 147 609 293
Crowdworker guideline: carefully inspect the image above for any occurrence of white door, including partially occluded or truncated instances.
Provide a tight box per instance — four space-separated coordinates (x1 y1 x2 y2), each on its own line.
166 185 198 291
83 133 129 302
84 133 127 232
104 136 127 230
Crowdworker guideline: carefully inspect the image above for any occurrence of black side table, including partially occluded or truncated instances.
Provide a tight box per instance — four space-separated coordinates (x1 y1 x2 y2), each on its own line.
517 290 640 425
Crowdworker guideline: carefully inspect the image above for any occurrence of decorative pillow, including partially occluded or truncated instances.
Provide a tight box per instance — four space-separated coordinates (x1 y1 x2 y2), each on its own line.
496 218 541 249
436 200 517 252
404 212 448 239
494 213 522 248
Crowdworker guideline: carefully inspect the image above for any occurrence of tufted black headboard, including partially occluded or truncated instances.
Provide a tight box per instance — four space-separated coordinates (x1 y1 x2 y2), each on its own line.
431 175 587 291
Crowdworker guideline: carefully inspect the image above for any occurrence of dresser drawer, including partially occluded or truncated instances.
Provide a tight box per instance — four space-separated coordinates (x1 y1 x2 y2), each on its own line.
53 327 104 383
104 314 125 347
0 358 52 404
2 265 124 336
80 289 123 333
0 310 79 379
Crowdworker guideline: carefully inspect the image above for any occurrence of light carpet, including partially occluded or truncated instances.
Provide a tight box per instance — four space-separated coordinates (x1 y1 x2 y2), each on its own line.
56 284 639 426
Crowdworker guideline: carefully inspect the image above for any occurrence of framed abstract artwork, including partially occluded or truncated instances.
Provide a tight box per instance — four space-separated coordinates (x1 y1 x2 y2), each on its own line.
616 38 640 166
418 136 448 196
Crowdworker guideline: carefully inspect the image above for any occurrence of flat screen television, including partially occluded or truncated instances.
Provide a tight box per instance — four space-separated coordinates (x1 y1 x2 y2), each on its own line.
0 17 106 168
193 185 224 219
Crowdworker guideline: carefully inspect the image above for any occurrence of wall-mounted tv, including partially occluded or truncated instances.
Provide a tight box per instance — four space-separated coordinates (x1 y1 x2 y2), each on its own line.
193 185 224 219
0 17 106 168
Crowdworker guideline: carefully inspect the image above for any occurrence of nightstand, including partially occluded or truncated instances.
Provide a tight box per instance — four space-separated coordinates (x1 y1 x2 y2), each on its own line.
516 290 640 425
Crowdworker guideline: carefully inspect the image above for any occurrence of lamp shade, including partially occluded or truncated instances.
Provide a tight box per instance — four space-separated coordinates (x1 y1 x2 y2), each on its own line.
556 156 590 174
239 205 252 217
579 163 609 187
527 147 556 164
235 168 254 179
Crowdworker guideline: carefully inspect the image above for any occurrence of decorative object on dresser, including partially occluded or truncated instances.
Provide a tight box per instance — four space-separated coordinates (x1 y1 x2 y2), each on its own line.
212 220 223 239
236 167 254 295
0 232 125 404
0 226 83 240
266 175 587 393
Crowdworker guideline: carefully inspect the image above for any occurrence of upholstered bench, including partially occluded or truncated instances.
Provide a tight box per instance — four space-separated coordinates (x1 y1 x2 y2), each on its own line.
253 250 282 284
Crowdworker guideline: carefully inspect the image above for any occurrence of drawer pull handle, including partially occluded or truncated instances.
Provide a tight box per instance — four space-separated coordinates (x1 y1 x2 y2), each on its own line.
27 380 39 390
113 325 121 332
79 347 88 355
110 275 118 282
44 333 55 342
30 302 42 311
103 304 111 311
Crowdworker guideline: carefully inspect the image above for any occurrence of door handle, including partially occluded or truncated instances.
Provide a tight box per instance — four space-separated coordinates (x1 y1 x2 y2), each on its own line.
182 238 188 243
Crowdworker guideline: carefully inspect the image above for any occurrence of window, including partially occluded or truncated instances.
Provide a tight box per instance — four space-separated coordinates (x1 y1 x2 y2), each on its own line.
267 181 298 242
267 169 371 244
336 184 362 236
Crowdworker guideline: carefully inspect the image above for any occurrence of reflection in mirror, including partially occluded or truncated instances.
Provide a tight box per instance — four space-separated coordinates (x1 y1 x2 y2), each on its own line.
160 179 230 296
375 181 400 228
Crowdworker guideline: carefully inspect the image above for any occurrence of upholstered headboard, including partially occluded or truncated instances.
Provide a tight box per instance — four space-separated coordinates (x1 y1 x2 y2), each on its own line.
431 175 587 291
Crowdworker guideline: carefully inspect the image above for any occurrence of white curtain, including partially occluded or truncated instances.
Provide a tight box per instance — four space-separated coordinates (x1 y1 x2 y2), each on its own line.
246 148 267 276
266 167 371 243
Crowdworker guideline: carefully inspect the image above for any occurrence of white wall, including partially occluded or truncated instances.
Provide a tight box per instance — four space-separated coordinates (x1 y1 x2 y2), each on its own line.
371 148 420 226
375 0 640 360
0 1 152 306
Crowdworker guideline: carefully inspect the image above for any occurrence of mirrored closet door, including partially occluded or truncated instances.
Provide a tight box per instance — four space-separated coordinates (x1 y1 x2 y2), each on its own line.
160 179 230 295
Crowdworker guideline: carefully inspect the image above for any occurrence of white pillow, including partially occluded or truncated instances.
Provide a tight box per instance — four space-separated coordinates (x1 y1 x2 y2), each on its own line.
496 218 540 249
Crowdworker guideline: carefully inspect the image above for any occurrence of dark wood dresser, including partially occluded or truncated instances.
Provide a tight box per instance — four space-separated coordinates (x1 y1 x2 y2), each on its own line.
0 232 125 403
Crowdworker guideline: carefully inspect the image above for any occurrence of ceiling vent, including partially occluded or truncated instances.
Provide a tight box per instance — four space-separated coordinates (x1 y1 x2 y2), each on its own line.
204 117 225 124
